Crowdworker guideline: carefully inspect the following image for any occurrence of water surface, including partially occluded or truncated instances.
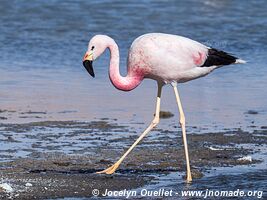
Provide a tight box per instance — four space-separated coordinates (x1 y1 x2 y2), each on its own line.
0 1 266 198
0 0 266 131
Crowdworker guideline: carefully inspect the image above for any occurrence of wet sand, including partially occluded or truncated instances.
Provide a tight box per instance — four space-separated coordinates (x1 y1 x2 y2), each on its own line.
0 119 266 199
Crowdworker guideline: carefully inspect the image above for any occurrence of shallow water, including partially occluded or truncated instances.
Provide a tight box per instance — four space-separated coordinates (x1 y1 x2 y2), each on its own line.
0 0 267 132
0 0 267 199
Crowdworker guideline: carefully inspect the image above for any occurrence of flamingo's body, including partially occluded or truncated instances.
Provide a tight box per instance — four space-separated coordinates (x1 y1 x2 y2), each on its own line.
82 33 245 182
129 33 213 83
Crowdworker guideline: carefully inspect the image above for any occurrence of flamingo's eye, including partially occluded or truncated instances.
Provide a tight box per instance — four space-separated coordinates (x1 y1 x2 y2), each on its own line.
91 46 95 50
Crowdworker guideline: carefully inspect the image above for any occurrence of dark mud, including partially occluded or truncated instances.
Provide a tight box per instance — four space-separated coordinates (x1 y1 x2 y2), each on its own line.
0 120 266 199
159 111 174 119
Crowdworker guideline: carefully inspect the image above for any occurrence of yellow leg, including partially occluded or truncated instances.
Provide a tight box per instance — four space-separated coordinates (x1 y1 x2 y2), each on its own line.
171 82 192 183
97 83 163 174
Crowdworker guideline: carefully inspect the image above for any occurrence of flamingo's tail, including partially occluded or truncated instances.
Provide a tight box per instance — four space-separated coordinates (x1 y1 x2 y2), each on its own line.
235 59 246 64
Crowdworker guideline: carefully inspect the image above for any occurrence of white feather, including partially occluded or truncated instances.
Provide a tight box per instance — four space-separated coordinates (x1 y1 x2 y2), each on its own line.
235 59 246 64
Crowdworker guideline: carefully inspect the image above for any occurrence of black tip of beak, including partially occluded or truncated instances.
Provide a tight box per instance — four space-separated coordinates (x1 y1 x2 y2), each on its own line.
83 60 95 77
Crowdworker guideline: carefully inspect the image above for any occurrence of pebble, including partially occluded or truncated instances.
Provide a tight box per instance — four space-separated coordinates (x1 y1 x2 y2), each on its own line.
237 156 252 162
0 183 13 193
209 146 223 151
25 183 33 187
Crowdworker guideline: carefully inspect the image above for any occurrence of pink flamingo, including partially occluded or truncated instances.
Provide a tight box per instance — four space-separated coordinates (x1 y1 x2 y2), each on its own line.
82 33 245 182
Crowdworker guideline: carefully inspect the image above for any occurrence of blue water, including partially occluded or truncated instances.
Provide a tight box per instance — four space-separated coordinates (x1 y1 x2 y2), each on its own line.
0 1 267 199
0 0 267 131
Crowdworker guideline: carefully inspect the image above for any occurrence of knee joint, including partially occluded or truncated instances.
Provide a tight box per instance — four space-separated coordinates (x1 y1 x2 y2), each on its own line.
180 116 185 125
152 118 159 127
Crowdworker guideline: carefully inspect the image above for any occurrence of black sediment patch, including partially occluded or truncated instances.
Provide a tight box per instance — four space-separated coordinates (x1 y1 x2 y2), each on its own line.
159 111 174 119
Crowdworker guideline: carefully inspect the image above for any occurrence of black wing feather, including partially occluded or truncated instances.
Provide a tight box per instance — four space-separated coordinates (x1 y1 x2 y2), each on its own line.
200 48 237 67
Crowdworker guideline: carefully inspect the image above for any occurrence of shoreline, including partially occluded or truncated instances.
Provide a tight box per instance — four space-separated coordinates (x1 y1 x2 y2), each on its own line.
0 120 266 199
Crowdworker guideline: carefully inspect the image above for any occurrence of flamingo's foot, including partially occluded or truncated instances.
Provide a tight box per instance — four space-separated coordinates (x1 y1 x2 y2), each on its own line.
186 174 192 183
96 163 120 174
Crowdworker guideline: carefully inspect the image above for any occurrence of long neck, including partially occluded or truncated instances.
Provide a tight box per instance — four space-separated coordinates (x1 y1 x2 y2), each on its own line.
108 40 143 91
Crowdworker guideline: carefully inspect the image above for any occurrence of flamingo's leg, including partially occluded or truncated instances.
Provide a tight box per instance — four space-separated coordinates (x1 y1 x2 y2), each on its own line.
171 82 192 183
97 83 163 174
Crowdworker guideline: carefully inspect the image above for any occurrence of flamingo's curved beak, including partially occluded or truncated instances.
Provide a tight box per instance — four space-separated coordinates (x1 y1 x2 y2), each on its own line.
83 52 95 77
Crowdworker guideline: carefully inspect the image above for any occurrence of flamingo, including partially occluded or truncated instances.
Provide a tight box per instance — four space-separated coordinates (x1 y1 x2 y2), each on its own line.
82 33 245 182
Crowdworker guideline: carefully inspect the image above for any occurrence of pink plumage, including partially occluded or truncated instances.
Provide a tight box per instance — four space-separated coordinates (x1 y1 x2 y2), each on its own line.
82 33 245 182
83 33 244 90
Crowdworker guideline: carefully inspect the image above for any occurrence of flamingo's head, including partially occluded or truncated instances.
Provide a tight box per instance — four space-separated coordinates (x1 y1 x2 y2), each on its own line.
83 35 109 77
